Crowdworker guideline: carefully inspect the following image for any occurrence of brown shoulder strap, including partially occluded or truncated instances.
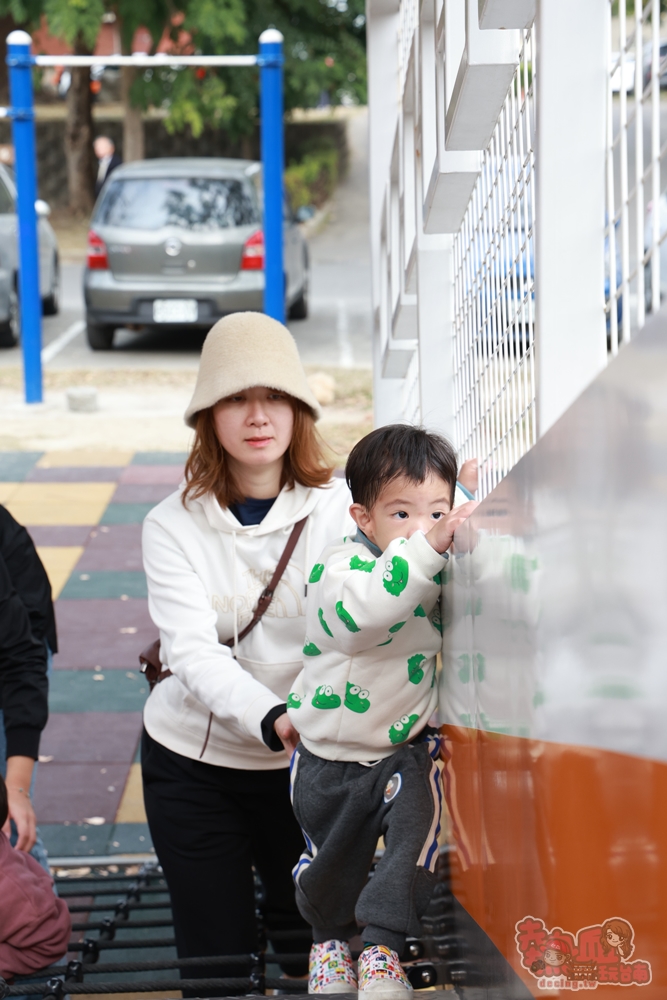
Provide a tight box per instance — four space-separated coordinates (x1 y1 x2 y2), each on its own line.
222 515 308 647
140 516 308 686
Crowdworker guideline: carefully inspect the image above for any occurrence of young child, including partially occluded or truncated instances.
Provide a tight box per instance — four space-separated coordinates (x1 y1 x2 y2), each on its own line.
286 425 477 998
0 774 71 978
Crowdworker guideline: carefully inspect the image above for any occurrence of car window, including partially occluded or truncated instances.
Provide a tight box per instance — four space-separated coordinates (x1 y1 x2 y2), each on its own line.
95 177 259 231
0 179 14 214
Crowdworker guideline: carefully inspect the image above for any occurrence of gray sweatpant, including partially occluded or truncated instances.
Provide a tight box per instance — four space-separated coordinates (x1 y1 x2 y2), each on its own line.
289 733 442 957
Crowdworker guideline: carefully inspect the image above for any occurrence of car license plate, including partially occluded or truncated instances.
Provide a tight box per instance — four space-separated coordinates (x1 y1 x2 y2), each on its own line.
153 299 198 323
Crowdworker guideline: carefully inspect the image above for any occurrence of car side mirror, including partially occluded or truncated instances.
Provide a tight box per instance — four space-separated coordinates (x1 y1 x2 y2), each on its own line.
295 205 315 224
35 199 51 217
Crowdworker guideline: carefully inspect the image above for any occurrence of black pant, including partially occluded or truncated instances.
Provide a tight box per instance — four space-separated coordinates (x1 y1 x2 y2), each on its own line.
291 738 441 957
141 729 310 989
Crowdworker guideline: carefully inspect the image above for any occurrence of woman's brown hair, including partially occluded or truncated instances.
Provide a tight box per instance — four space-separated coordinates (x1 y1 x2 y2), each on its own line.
182 396 335 508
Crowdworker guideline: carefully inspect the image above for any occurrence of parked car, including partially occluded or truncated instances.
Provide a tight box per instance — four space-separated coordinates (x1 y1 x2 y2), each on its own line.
0 163 60 348
642 40 667 92
643 191 667 313
611 51 636 94
83 157 310 350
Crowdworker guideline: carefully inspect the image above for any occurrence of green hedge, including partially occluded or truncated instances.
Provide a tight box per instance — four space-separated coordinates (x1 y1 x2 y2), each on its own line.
285 145 339 210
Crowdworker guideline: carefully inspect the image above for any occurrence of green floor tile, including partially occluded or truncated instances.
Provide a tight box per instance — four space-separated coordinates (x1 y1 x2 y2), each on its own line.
50 670 149 712
0 451 43 481
109 822 154 853
40 821 155 858
132 451 188 465
40 822 111 857
60 570 147 599
101 502 156 525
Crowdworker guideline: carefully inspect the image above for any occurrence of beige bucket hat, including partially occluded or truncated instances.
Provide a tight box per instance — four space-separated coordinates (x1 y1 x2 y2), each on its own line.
184 312 321 428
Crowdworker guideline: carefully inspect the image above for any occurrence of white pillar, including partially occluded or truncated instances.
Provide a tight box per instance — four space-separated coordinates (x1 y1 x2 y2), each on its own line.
367 0 403 427
535 0 607 436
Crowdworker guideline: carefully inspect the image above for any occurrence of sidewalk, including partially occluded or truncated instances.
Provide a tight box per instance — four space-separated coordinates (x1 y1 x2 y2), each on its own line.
1 366 371 455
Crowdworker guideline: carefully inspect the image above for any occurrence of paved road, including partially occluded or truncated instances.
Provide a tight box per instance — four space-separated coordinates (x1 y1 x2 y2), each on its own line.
2 109 372 374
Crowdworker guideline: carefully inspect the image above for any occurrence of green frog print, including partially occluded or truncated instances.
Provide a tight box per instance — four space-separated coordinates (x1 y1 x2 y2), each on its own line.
344 682 370 713
350 554 376 573
303 640 322 656
287 692 302 709
309 563 325 583
388 713 420 745
335 601 361 632
408 653 427 684
312 684 341 709
383 555 409 596
318 607 334 637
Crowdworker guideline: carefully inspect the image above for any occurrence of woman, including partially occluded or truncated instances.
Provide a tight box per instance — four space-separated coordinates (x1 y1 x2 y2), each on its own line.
141 312 353 985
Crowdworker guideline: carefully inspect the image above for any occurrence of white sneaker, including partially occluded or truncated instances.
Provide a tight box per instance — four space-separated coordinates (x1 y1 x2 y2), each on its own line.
308 939 358 994
357 945 413 1000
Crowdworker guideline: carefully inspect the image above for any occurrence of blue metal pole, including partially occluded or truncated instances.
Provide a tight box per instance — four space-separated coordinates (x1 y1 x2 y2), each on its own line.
259 29 285 324
7 30 42 403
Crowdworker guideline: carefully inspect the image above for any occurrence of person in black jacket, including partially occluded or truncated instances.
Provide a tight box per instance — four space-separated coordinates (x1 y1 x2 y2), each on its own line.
94 136 122 198
0 506 53 853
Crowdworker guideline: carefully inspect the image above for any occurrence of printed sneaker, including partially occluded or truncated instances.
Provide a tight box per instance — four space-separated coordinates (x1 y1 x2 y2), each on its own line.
308 939 358 994
357 945 413 1000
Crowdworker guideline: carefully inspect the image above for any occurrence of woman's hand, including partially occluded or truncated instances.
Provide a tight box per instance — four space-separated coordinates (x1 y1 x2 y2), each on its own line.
274 713 300 758
3 755 37 851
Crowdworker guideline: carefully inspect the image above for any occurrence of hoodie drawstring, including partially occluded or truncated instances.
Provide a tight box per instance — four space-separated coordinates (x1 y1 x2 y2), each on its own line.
232 529 239 657
304 516 312 597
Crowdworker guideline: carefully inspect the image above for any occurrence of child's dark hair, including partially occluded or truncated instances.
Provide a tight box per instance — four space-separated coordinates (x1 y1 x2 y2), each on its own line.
346 425 458 510
0 773 7 829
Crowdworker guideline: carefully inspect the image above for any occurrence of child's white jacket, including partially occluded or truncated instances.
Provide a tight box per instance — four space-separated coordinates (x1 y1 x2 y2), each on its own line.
287 530 447 762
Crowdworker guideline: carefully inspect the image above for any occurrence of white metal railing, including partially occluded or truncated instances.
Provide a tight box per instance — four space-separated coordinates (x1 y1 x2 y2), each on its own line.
398 0 418 96
401 351 421 424
606 0 664 355
452 29 536 499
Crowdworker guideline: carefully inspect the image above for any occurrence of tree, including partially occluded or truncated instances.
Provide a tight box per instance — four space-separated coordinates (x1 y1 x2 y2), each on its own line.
134 0 367 142
0 0 367 211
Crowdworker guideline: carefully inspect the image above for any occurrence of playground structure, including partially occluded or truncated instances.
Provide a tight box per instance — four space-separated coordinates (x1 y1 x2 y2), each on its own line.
366 0 667 995
4 27 286 404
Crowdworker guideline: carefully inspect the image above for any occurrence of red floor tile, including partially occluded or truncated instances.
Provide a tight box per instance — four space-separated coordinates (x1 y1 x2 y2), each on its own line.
75 525 144 571
33 761 132 823
119 465 184 485
39 712 143 763
54 599 155 670
112 483 176 504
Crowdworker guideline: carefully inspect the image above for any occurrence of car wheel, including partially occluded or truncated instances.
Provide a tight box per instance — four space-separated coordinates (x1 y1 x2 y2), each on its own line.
43 254 60 316
0 287 19 348
289 276 309 320
86 318 115 351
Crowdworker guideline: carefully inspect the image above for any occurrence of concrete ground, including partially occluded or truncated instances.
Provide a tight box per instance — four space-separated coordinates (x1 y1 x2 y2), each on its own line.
0 108 372 456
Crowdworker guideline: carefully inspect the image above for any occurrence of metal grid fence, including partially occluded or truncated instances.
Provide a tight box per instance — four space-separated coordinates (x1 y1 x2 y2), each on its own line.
401 350 421 425
452 29 536 499
606 0 664 353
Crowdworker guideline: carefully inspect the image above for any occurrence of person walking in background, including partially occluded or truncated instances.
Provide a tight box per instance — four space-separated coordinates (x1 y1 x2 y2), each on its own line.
0 507 51 862
94 136 122 197
141 312 354 992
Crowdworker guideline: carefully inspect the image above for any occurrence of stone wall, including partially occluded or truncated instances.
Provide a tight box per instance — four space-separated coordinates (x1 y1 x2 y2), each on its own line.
0 116 348 207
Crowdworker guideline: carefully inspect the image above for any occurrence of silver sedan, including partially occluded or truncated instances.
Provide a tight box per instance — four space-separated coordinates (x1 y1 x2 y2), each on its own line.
83 157 310 350
0 163 60 348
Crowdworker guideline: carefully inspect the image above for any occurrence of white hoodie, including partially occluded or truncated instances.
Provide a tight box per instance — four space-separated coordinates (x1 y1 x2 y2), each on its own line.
142 478 353 769
286 530 447 762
